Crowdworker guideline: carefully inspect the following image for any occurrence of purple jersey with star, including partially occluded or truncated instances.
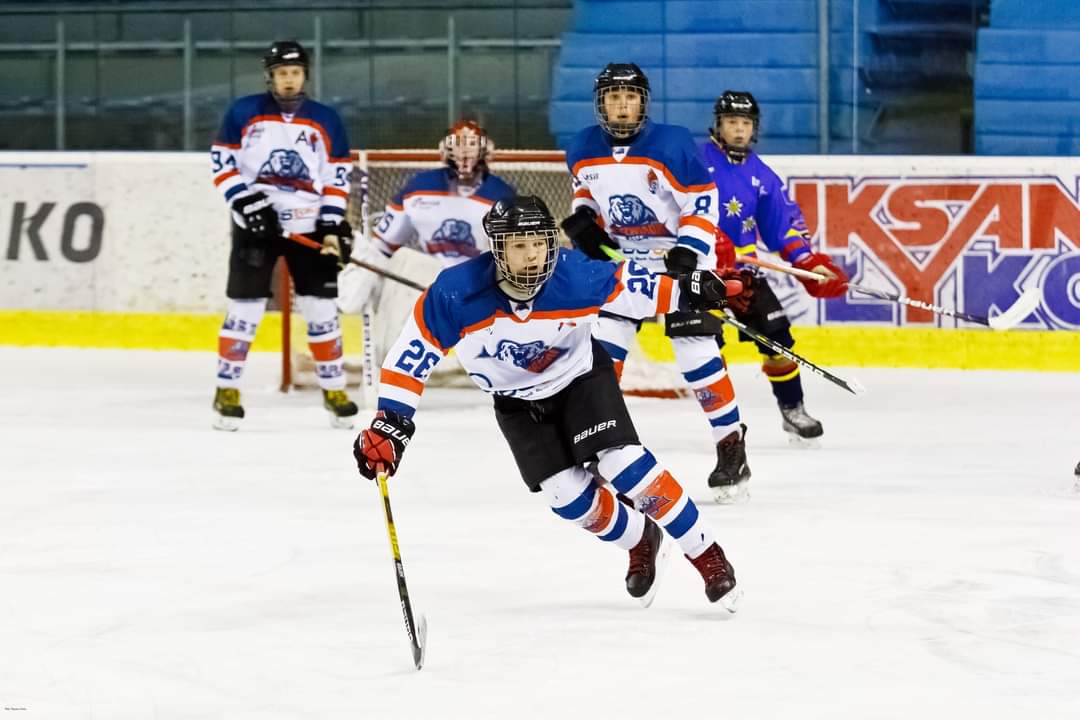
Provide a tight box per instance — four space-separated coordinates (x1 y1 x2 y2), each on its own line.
699 142 813 264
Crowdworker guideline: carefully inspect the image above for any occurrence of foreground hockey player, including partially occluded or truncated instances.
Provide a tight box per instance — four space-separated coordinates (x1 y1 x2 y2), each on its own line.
353 196 743 609
336 120 516 314
561 63 753 503
209 40 358 430
702 91 848 442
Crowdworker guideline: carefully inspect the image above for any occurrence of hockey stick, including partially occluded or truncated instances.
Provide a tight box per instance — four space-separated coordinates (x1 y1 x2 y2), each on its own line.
358 172 381 409
716 311 866 396
598 247 865 396
376 470 428 670
286 232 427 292
737 255 1041 331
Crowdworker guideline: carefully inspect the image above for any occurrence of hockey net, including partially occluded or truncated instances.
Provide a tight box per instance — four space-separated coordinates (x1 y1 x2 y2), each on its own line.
278 149 689 401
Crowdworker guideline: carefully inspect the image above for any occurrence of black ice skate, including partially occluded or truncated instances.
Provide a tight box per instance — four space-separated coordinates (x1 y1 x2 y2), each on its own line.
688 542 741 613
212 387 244 432
780 401 823 445
708 424 751 504
322 389 359 429
626 517 671 608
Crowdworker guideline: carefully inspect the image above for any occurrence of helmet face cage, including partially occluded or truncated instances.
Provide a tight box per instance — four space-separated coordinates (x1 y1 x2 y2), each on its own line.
440 120 490 183
594 63 650 140
489 229 560 296
595 84 650 140
483 196 560 297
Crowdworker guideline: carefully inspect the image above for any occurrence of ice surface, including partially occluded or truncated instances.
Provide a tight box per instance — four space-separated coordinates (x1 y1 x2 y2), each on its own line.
1 347 1078 719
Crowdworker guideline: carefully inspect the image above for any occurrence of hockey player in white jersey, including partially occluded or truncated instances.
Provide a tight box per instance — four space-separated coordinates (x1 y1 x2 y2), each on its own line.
209 40 359 431
336 120 516 315
353 196 743 609
560 63 754 503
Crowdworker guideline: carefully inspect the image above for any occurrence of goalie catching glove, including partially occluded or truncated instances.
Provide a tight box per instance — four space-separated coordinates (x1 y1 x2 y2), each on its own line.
793 252 847 298
354 410 416 479
679 269 754 312
561 206 619 261
314 218 353 266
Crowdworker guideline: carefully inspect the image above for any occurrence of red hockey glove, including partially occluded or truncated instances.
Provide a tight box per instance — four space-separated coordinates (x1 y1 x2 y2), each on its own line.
679 270 751 311
724 269 756 314
714 228 736 273
354 410 416 480
794 253 848 298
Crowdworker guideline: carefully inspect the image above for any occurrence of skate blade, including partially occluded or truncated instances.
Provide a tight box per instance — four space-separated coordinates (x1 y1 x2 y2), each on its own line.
785 433 822 449
328 412 356 430
711 482 750 505
718 585 743 614
212 414 241 432
638 536 673 609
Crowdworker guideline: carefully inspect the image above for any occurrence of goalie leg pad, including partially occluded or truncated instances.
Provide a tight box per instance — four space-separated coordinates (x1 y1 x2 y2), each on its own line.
597 444 715 560
664 310 725 338
216 298 267 388
672 336 742 443
296 295 346 391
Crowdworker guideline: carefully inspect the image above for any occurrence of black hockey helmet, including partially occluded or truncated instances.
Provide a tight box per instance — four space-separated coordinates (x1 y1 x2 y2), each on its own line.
594 63 650 140
263 40 309 112
710 90 760 161
483 195 560 299
263 40 309 72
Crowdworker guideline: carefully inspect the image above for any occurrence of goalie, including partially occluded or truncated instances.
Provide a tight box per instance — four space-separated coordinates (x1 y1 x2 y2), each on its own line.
336 120 516 318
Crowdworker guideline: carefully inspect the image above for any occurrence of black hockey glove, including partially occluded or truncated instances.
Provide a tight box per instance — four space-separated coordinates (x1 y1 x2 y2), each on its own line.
560 206 619 261
231 191 281 242
354 410 416 480
664 246 699 275
678 269 749 312
315 218 353 266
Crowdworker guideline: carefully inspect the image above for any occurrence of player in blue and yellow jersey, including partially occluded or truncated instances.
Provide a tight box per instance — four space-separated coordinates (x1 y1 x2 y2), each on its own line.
209 40 358 431
353 196 744 610
701 91 848 442
560 64 753 503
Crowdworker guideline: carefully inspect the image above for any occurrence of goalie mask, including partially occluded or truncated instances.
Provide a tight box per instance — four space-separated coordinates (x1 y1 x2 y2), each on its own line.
710 90 760 162
440 120 490 185
594 63 650 141
263 40 309 114
483 195 560 300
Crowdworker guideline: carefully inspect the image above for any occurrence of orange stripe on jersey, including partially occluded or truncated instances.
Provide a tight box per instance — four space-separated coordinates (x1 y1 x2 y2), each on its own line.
388 202 404 212
309 337 343 362
641 470 684 521
381 368 425 395
330 156 352 163
605 263 626 304
412 291 449 353
680 215 717 236
656 274 674 314
241 115 334 154
324 187 348 199
460 306 600 336
583 487 616 534
214 142 241 150
573 187 593 200
213 169 240 187
571 156 715 195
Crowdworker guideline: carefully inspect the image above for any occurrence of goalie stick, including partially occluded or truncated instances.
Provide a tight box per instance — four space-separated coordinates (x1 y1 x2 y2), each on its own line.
737 255 1041 331
377 470 428 670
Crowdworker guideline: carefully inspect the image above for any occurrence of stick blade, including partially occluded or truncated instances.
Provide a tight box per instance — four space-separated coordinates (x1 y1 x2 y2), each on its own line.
412 614 428 670
845 376 868 396
988 287 1041 330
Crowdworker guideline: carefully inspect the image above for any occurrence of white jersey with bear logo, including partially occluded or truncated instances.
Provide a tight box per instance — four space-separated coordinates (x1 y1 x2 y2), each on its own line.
373 168 516 267
565 121 720 272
